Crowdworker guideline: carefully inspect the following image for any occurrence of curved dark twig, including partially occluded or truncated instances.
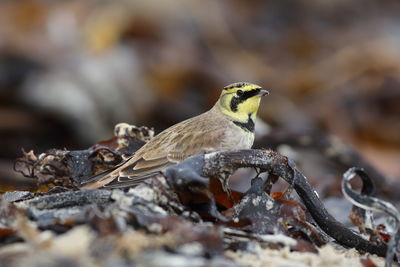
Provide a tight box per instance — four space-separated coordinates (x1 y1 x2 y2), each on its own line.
197 149 388 256
342 168 400 267
254 130 399 198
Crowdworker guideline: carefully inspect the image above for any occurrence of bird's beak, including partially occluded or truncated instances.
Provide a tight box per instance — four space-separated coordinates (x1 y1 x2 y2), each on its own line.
258 89 269 96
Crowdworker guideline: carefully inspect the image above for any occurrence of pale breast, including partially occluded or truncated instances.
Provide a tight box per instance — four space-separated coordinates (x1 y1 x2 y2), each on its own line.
218 122 255 151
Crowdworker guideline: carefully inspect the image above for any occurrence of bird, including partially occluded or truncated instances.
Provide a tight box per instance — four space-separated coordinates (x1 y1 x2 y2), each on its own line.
81 82 269 189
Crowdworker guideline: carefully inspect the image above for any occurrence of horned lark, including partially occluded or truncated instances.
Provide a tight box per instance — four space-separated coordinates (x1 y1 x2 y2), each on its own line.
82 82 268 189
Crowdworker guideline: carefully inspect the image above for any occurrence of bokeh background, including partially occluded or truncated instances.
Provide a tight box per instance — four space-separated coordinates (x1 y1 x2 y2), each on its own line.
1 0 400 191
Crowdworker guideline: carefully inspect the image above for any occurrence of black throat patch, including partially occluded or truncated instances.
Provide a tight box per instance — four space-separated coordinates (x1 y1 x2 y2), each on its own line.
233 115 255 132
230 88 261 112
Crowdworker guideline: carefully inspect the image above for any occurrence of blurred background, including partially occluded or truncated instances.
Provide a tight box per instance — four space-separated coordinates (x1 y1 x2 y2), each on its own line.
1 0 400 192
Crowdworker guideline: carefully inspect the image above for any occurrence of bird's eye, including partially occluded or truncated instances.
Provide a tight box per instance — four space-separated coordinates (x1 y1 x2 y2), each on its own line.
237 90 244 96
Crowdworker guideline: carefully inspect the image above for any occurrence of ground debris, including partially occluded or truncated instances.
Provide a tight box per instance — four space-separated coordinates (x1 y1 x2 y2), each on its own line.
13 124 152 189
226 245 385 267
3 147 398 266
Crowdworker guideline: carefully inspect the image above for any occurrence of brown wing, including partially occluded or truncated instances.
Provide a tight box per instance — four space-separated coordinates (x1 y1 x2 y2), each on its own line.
81 109 228 189
81 134 178 189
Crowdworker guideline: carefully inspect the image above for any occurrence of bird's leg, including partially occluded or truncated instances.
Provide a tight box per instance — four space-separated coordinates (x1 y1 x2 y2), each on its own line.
264 173 279 195
251 167 263 184
251 168 277 195
220 172 233 202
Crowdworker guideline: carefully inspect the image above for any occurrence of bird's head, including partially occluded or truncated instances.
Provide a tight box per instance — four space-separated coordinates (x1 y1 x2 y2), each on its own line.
217 82 269 122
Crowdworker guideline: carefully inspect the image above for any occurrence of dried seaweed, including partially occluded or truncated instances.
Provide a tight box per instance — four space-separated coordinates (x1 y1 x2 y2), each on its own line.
3 146 397 266
255 130 400 199
13 124 153 189
342 168 400 267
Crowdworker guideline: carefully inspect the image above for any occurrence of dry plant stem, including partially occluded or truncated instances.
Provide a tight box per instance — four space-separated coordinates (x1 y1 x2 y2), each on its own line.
202 149 387 257
255 131 397 198
342 168 400 266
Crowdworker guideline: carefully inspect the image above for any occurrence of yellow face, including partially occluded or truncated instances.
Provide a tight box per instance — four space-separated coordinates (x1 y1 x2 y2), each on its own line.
217 82 268 123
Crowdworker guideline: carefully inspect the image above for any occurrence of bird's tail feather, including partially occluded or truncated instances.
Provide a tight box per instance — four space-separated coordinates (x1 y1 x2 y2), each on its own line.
80 164 121 189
